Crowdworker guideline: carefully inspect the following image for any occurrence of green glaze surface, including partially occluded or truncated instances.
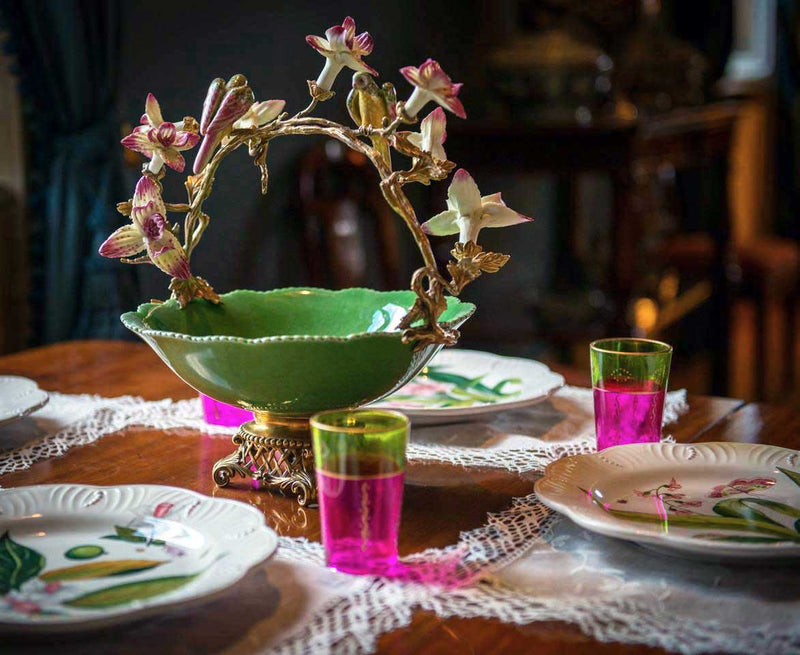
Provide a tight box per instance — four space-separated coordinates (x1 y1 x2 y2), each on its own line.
121 288 475 415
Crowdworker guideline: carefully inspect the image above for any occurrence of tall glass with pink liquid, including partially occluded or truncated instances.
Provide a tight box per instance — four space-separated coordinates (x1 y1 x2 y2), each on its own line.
311 409 408 575
590 339 672 451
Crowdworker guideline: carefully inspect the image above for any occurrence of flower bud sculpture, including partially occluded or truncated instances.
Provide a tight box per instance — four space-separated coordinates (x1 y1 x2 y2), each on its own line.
306 16 376 92
105 15 532 349
399 59 466 119
233 99 286 130
406 107 447 161
193 75 255 173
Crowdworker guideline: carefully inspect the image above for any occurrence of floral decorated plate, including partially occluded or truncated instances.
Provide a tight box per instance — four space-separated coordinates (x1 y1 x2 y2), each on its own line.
0 376 49 428
535 442 800 560
0 484 278 631
372 349 565 425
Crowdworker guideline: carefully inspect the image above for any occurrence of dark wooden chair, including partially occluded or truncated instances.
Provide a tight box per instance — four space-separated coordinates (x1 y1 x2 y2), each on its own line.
731 237 799 401
296 140 402 291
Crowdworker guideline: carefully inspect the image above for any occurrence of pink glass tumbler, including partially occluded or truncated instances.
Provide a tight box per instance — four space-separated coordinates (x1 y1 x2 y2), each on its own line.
311 409 409 575
590 338 673 451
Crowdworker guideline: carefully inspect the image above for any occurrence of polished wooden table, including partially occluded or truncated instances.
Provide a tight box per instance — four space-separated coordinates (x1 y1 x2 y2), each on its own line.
1 340 788 654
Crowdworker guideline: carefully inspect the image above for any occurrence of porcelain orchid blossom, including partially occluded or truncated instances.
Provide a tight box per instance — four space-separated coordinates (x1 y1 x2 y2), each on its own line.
306 16 376 91
421 169 532 244
400 59 466 119
233 100 286 130
121 94 200 174
406 107 447 160
99 176 191 280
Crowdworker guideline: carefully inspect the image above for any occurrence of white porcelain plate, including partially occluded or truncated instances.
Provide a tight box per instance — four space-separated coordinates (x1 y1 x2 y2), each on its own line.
0 484 278 631
372 349 565 425
0 376 49 428
536 442 800 560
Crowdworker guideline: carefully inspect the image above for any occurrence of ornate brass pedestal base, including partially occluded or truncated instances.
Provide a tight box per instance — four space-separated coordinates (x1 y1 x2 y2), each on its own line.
212 412 316 506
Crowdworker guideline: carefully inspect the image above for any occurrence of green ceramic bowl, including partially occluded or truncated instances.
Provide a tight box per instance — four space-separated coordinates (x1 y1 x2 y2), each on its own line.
121 287 475 415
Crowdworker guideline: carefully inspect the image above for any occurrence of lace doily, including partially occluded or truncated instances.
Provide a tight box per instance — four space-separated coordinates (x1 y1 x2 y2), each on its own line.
0 387 687 479
5 387 795 654
270 489 800 655
408 386 686 472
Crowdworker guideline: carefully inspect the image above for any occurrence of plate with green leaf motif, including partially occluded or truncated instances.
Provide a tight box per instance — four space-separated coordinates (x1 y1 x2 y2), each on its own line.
372 349 564 425
536 442 800 560
0 484 277 631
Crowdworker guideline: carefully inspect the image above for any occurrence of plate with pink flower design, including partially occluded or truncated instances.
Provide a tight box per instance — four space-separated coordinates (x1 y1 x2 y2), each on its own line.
0 484 278 631
535 442 800 560
371 349 565 425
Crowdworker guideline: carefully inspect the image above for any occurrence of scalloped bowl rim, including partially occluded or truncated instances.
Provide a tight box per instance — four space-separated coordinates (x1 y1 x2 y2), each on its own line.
121 287 476 345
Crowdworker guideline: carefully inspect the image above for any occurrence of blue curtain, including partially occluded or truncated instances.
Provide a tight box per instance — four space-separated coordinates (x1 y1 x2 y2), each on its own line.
776 0 800 242
0 0 137 343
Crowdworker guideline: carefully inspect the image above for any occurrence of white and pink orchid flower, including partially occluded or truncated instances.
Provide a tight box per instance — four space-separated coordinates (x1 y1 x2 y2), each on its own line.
306 16 377 91
406 107 447 160
99 176 191 280
400 59 466 119
421 169 532 244
232 99 286 130
121 94 200 174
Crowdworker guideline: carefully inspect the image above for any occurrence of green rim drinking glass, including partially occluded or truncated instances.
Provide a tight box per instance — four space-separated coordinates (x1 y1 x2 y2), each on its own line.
590 338 673 451
310 408 409 575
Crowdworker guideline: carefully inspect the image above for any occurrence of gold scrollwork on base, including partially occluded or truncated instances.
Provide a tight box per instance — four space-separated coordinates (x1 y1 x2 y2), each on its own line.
212 416 317 506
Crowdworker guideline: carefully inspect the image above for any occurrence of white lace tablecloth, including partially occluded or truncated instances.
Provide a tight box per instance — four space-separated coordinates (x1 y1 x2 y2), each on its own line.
2 387 799 654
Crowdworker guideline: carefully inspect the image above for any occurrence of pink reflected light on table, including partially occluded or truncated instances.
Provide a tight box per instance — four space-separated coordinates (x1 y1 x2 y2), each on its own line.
200 394 253 427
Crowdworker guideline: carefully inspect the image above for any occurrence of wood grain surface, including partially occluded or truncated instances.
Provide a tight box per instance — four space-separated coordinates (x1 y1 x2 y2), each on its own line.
0 341 771 654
